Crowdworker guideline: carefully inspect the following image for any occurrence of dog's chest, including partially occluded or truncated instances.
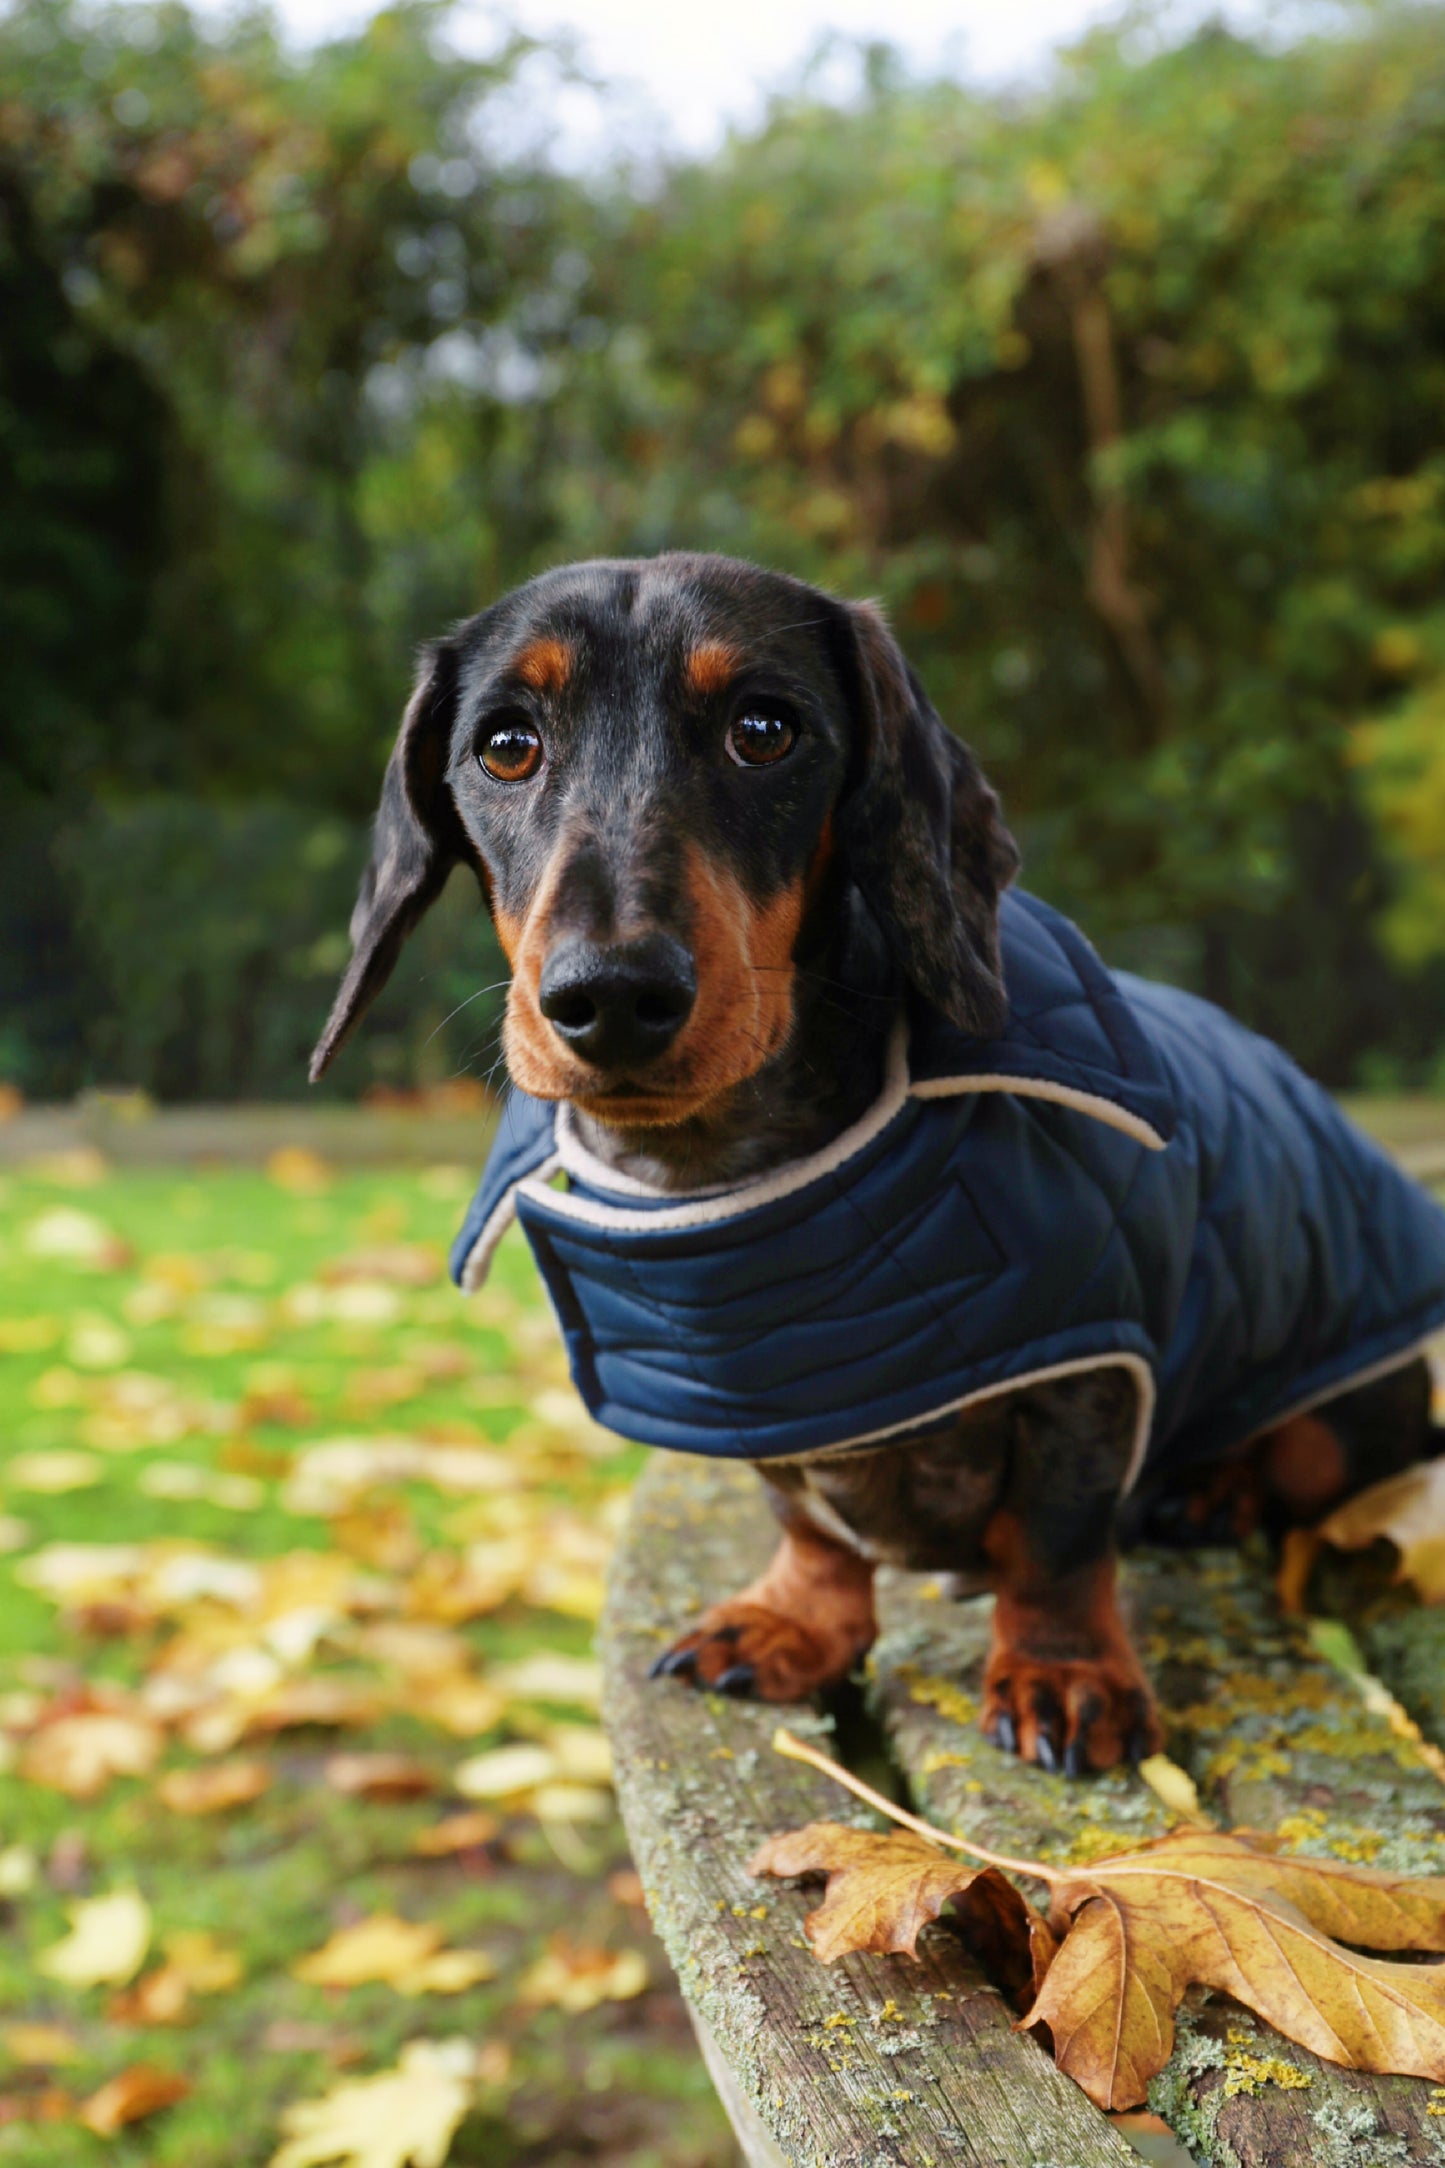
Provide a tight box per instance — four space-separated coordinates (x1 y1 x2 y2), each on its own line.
761 1401 1013 1571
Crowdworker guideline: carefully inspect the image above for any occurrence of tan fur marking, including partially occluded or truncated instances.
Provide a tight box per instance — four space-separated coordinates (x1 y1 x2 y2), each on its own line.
683 641 742 699
498 837 807 1121
654 1524 878 1699
511 636 573 694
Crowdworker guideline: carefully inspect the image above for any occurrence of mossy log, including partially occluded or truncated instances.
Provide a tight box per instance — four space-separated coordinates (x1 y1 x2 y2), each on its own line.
603 1454 1445 2168
600 1454 1139 2168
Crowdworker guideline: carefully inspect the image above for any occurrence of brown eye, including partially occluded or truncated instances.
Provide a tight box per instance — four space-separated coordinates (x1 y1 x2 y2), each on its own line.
478 719 543 781
726 713 797 767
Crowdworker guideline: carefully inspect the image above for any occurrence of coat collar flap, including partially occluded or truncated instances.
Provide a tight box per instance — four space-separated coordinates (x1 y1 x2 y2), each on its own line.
450 888 1177 1288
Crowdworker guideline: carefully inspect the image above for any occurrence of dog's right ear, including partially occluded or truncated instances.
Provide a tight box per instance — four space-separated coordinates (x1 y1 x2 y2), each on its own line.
309 641 466 1082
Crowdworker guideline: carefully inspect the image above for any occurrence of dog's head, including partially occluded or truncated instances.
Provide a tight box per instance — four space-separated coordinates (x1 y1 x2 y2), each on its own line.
310 554 1018 1124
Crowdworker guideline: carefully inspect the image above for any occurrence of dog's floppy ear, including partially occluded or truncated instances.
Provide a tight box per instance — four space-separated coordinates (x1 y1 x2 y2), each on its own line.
309 640 466 1081
833 599 1019 1036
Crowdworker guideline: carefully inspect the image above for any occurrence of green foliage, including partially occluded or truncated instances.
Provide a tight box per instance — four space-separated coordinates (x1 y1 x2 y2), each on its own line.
3 0 1444 1094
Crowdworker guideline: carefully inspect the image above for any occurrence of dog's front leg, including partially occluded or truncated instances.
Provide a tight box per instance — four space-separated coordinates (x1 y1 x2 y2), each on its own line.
648 1493 877 1701
981 1368 1162 1776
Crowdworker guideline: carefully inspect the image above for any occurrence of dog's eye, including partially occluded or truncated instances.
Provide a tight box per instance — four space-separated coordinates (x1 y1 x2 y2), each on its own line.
478 718 544 782
726 713 797 768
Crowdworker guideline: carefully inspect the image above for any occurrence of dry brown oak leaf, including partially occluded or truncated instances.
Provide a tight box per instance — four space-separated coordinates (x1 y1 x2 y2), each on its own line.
752 1820 1445 2111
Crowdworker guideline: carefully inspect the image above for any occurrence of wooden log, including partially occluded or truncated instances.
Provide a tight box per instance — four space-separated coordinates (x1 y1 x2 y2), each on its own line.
871 1545 1445 2167
600 1453 1140 2168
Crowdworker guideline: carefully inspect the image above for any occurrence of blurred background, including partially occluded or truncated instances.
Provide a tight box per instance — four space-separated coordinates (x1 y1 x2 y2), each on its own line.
5 0 1445 1108
2 4 1445 2163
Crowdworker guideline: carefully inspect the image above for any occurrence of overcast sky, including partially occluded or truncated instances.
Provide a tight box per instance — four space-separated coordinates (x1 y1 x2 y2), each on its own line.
255 0 1276 161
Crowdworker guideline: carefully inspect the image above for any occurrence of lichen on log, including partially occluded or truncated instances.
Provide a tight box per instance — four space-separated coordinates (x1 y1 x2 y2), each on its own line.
601 1453 1139 2167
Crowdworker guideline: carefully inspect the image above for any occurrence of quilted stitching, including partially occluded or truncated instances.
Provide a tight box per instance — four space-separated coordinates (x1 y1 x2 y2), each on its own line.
454 890 1445 1469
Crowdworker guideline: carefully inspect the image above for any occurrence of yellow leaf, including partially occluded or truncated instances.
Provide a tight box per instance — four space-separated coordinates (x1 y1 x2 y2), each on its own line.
453 1744 556 1800
67 1314 132 1370
517 1938 648 2013
1312 1460 1445 1603
293 1917 442 1990
40 1890 151 1988
267 1147 331 1193
79 2063 189 2134
292 1915 492 1997
165 1930 246 1995
489 1654 603 1709
2 2024 80 2066
396 1950 496 1997
157 1760 271 1815
22 1711 162 1798
1136 1753 1213 1827
6 1451 102 1494
269 2038 477 2168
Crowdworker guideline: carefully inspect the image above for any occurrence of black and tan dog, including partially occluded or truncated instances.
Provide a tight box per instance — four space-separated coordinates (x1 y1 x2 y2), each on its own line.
311 553 1441 1776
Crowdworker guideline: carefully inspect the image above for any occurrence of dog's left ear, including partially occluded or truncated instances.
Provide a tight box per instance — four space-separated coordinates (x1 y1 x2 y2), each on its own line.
833 599 1019 1035
309 640 467 1081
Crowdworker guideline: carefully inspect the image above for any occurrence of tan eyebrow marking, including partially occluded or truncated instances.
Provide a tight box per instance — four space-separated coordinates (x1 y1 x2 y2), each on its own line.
512 636 574 693
684 641 743 699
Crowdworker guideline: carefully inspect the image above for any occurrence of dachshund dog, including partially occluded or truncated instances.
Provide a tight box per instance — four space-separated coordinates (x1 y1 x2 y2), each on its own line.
311 553 1442 1777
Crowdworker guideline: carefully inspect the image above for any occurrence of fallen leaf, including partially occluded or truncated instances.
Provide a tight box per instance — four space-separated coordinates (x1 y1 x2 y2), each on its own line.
40 1889 151 1988
0 1844 38 1894
292 1915 494 1996
324 1754 436 1802
320 1245 441 1288
266 1147 331 1194
269 2037 477 2168
1304 1459 1445 1604
413 1810 499 1857
1 2024 80 2066
1136 1753 1213 1828
6 1451 102 1494
763 1726 1445 2113
23 1207 127 1268
111 1931 244 2023
517 1937 648 2013
491 1653 603 1709
21 1711 162 1798
158 1760 272 1815
0 2085 75 2126
1030 1829 1445 2109
750 1822 1046 1969
79 2063 189 2134
67 1314 131 1369
453 1744 556 1800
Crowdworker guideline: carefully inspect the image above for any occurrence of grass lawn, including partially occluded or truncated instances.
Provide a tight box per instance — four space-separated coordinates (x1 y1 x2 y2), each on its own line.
0 1149 735 2167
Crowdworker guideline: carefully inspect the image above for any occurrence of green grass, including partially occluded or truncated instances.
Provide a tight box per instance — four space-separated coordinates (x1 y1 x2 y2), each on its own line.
0 1157 734 2167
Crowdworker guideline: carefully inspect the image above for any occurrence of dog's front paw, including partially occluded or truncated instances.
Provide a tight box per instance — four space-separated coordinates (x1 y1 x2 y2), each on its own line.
980 1646 1161 1776
647 1601 869 1702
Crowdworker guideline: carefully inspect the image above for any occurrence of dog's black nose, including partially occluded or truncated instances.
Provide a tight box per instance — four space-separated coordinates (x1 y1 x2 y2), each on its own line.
538 936 697 1069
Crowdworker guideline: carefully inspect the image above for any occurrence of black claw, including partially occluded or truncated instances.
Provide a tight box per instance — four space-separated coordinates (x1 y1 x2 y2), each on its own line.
1126 1727 1150 1767
988 1712 1017 1755
713 1664 756 1696
1034 1731 1060 1774
1063 1739 1087 1779
647 1650 669 1678
653 1645 699 1680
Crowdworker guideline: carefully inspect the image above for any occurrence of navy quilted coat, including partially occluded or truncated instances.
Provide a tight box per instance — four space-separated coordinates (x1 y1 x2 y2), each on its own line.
451 890 1445 1490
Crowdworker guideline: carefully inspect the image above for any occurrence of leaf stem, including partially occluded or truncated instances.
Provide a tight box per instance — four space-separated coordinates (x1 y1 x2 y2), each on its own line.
771 1727 1063 1886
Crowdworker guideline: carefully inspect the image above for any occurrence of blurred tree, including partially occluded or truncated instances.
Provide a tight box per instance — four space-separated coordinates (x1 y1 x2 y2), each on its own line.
3 0 1443 1096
